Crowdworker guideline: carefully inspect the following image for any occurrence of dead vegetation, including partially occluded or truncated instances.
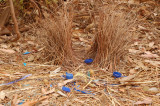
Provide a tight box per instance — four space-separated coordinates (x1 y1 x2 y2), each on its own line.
36 3 77 66
89 6 134 69
0 0 160 106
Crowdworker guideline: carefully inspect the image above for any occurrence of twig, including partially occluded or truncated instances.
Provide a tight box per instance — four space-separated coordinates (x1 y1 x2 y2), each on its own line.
29 0 42 18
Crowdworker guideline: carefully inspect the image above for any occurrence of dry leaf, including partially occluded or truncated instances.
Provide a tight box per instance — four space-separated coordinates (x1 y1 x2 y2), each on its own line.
144 60 160 67
58 79 74 88
27 55 34 62
57 90 67 97
148 42 154 48
136 61 148 70
11 94 18 106
0 48 15 54
141 51 159 58
41 87 47 94
134 97 152 105
21 100 38 106
119 74 136 82
0 91 5 100
129 69 137 74
50 67 61 75
148 87 159 93
21 96 48 106
39 100 49 106
129 49 140 54
0 44 8 48
44 88 55 95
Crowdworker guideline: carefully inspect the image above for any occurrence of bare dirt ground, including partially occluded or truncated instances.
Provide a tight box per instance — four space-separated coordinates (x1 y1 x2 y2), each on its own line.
0 0 160 106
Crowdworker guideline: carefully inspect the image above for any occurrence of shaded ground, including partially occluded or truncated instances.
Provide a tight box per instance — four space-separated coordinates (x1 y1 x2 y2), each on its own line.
0 0 160 106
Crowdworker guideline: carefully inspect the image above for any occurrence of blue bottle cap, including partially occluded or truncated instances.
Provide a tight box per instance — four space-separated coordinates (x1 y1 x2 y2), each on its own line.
66 72 73 79
113 72 122 78
84 59 93 64
62 86 71 92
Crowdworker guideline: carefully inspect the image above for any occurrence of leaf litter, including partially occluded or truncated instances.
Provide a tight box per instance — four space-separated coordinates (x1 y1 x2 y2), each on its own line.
0 0 160 106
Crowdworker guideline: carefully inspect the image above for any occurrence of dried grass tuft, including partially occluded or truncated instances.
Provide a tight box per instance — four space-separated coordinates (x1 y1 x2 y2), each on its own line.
37 3 77 66
89 6 134 69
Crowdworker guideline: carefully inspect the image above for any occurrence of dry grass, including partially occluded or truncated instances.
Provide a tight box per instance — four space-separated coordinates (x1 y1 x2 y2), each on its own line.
36 3 77 66
89 6 134 69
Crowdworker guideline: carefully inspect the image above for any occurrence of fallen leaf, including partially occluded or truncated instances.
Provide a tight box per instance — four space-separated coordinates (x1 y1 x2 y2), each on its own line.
27 55 34 62
148 42 154 48
141 51 159 58
58 79 74 88
21 100 38 106
11 94 18 106
44 88 55 95
119 74 136 82
144 60 160 66
129 49 140 54
41 87 47 94
57 90 67 97
148 87 159 93
39 100 49 106
0 91 5 100
134 97 152 105
136 61 148 70
156 93 160 96
0 48 15 54
21 96 48 106
0 44 8 48
129 69 137 74
50 67 61 75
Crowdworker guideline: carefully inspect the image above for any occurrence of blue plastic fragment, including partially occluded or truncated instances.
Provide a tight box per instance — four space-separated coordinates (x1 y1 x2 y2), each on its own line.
23 52 31 55
81 91 87 94
0 74 32 86
62 86 71 92
18 102 24 105
66 72 73 79
84 59 93 64
18 100 25 105
62 75 65 78
113 72 122 78
23 63 27 66
87 71 90 77
50 84 53 87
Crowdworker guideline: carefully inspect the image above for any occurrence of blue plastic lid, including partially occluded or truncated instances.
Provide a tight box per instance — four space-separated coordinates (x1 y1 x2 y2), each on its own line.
84 59 93 64
62 86 71 92
113 72 122 78
66 72 73 79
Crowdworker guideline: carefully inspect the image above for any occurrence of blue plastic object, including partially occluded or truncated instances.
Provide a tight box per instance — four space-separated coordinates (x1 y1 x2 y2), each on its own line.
50 84 53 87
23 52 31 55
18 100 25 105
62 86 71 92
66 72 73 79
0 74 32 86
113 72 122 78
23 63 27 66
84 59 93 64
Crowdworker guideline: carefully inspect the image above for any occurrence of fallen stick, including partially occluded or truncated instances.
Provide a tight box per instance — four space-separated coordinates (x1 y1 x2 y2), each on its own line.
9 0 21 42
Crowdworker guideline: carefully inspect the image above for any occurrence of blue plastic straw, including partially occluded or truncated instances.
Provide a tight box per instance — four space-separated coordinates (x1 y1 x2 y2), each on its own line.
0 74 32 86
